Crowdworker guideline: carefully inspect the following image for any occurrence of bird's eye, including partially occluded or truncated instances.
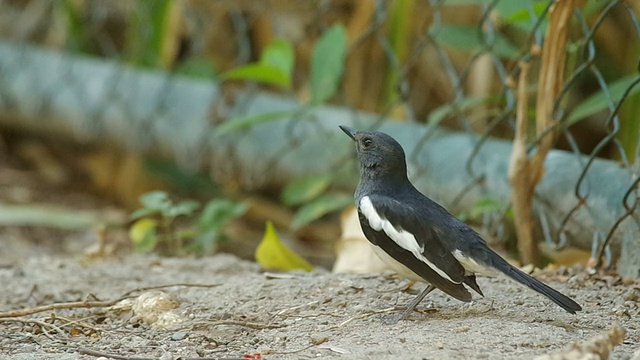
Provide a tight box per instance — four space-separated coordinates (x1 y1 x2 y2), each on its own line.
362 138 373 148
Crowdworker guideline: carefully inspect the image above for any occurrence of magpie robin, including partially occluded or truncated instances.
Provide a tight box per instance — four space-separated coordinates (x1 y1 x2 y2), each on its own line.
339 125 581 321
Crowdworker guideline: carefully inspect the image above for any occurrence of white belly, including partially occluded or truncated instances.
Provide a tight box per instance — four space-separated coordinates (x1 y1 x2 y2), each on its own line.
370 244 427 283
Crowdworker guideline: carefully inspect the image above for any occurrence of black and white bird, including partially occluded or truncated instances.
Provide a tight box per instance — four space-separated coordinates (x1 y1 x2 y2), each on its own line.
339 125 581 321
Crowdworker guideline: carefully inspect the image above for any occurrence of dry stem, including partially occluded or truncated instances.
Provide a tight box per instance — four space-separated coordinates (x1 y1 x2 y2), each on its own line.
508 0 579 265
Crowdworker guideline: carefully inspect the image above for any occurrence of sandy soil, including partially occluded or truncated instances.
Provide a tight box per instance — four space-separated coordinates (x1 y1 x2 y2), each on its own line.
1 128 637 359
0 253 638 360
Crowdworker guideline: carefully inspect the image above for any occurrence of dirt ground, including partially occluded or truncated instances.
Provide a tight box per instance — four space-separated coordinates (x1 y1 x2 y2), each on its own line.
0 252 638 360
0 143 639 360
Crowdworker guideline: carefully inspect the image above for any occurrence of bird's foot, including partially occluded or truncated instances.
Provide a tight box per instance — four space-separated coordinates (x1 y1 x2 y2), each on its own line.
382 306 437 324
383 313 404 325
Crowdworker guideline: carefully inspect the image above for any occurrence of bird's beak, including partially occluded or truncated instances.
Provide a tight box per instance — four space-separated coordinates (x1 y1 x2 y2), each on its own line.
339 125 357 141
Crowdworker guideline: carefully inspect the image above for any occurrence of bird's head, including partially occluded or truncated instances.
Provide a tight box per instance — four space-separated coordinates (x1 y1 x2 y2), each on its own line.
339 125 408 180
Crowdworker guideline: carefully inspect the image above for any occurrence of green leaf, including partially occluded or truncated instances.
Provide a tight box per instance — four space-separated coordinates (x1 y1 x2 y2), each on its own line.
431 24 480 52
458 197 508 221
494 0 536 19
130 207 158 220
442 0 491 4
469 198 503 219
310 24 347 105
492 34 522 59
431 24 519 59
167 200 200 218
126 0 176 68
504 1 550 33
261 38 294 81
198 199 247 232
281 175 333 206
221 63 290 88
135 191 200 219
566 75 640 126
215 110 296 135
290 193 352 230
383 0 415 105
60 0 91 52
139 191 171 212
219 38 294 88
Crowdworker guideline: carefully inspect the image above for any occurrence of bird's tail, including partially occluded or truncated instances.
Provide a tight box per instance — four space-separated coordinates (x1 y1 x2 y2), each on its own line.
490 256 582 314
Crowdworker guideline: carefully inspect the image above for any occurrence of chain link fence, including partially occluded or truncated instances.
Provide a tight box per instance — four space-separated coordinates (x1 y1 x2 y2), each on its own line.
0 0 639 274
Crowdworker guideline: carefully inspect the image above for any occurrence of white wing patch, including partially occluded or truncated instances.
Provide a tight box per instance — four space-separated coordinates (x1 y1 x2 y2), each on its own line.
359 196 385 231
359 196 459 284
453 249 497 277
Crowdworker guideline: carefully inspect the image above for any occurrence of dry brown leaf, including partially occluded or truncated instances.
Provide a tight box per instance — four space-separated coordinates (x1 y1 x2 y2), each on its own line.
533 322 625 360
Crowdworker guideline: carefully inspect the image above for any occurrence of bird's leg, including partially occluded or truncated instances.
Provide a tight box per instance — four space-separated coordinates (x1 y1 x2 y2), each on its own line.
385 284 436 324
400 284 436 319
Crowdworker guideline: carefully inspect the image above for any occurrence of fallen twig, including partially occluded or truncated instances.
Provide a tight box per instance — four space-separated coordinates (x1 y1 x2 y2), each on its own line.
263 343 315 355
0 317 67 340
204 319 284 330
0 300 119 319
279 312 342 319
275 300 319 316
326 306 399 330
52 314 103 333
0 283 223 319
79 348 154 360
120 283 223 297
79 347 247 360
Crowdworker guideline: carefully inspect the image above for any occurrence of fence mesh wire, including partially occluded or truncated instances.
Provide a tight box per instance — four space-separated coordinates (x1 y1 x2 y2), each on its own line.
0 0 639 269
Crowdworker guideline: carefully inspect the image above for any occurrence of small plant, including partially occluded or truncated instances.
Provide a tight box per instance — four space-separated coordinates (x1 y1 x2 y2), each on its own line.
129 191 246 256
192 198 248 254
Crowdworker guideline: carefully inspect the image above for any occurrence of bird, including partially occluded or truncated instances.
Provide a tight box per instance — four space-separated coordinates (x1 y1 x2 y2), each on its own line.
339 125 582 321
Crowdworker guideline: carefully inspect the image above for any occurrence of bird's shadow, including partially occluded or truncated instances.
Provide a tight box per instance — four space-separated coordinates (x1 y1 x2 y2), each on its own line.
380 300 580 331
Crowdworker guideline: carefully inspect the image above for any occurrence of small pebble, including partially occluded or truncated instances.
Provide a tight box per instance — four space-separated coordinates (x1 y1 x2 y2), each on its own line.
171 332 188 341
310 333 329 345
623 290 639 302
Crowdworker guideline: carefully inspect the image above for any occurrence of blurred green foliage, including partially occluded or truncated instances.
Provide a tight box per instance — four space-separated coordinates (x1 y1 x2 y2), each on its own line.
54 0 640 232
310 24 347 105
130 191 246 256
216 24 347 135
222 38 295 88
125 0 175 68
457 197 514 223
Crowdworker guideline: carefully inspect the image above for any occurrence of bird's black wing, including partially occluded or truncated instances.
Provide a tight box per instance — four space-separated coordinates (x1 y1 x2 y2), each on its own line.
422 201 581 314
359 194 474 302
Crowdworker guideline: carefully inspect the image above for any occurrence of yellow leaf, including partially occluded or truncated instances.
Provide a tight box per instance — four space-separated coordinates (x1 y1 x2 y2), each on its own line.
129 218 157 243
255 221 313 271
129 218 158 253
